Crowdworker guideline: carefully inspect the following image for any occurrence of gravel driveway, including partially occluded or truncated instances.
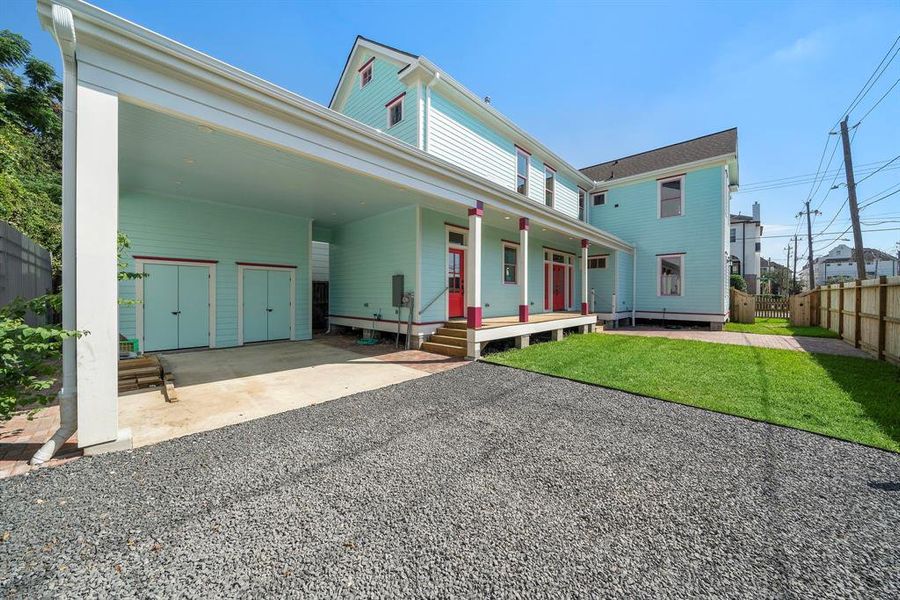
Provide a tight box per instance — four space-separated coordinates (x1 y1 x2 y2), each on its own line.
2 362 898 598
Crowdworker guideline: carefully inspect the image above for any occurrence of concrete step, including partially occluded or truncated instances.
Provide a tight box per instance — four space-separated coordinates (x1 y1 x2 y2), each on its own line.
435 327 466 339
430 334 466 347
421 341 466 357
444 321 467 330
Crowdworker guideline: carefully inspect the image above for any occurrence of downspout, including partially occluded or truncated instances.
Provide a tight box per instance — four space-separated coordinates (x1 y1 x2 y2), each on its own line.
33 4 78 465
423 71 440 153
631 248 637 326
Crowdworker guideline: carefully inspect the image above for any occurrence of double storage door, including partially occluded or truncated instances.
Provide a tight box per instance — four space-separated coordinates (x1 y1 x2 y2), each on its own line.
143 264 210 351
243 268 292 343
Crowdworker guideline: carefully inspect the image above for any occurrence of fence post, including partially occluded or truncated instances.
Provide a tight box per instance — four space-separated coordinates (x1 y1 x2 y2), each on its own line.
854 279 862 348
878 275 887 360
838 282 844 338
825 285 831 330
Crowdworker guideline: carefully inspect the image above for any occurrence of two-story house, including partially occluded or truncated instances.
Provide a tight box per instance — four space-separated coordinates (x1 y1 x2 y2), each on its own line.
728 203 762 293
34 0 738 457
800 244 899 287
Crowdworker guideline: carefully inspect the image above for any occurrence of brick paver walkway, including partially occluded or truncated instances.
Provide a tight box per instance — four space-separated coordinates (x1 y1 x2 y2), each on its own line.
605 327 872 358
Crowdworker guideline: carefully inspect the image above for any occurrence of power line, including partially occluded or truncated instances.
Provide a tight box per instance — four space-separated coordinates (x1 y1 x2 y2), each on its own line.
855 153 900 184
856 76 900 124
735 161 900 193
836 34 900 124
860 186 900 210
758 225 900 240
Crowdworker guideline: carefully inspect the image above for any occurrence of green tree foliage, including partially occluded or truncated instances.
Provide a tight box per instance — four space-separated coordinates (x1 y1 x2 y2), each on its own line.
0 29 63 276
729 273 747 291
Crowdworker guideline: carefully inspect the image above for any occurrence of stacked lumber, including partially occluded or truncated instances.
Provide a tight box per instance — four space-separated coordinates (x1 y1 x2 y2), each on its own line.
118 355 178 401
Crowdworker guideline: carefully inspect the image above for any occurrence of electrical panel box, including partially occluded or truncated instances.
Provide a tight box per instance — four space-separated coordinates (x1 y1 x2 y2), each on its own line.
392 274 404 308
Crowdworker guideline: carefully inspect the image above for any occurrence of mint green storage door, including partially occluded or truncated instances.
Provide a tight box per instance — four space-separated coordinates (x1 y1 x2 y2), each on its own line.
177 265 210 348
266 270 292 340
243 269 269 343
143 263 179 351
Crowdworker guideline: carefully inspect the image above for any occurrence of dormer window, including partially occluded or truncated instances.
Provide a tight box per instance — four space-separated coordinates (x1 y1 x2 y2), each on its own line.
545 165 556 208
359 58 374 89
386 93 405 128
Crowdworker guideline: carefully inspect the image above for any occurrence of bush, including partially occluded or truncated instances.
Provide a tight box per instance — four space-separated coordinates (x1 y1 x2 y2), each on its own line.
729 273 747 291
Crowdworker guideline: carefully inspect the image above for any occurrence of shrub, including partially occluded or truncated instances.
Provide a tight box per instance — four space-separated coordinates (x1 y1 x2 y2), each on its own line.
729 273 747 291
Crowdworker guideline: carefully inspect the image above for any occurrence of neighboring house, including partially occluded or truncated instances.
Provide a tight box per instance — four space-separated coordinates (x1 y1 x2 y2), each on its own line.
33 0 738 457
759 257 788 295
800 244 899 287
728 204 762 293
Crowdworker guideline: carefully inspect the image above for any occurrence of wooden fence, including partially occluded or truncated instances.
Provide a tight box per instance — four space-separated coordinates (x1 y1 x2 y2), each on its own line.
755 294 790 319
790 276 900 364
729 288 755 324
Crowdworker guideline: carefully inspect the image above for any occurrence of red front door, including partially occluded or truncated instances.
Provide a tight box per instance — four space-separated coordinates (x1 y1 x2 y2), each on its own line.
448 248 465 318
552 264 566 311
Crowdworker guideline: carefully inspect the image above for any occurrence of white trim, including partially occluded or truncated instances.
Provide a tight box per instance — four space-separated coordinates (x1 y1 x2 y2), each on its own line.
416 80 424 150
516 147 530 196
544 165 555 208
591 191 606 206
236 264 297 346
657 253 685 297
359 62 373 90
633 310 726 324
134 258 217 350
329 315 443 338
468 314 596 344
308 219 313 337
415 206 422 314
589 154 734 191
386 94 404 129
444 224 468 321
657 174 685 219
588 256 608 269
501 241 519 285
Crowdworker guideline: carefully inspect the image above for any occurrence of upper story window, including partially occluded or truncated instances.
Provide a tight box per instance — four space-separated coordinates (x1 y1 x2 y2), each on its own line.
386 93 405 128
730 228 736 242
359 59 374 89
578 189 586 221
592 192 606 206
659 175 684 218
502 243 518 284
755 242 761 252
588 256 607 269
659 254 683 296
545 166 556 207
516 147 529 195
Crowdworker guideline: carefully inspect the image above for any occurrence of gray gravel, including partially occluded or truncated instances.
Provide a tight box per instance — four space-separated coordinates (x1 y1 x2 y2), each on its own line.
1 362 898 598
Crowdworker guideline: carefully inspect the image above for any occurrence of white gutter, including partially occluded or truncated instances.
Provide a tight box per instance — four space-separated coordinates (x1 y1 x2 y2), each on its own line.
588 153 737 192
32 4 78 465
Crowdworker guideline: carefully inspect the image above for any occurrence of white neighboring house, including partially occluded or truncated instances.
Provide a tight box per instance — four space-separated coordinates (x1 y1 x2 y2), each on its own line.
800 244 899 287
729 202 762 294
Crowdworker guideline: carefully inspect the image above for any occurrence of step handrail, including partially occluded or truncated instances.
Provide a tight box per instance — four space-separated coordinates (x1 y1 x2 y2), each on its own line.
419 285 449 316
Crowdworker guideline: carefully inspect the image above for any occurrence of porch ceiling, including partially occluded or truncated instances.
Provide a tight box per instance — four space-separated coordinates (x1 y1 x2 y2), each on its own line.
119 102 459 228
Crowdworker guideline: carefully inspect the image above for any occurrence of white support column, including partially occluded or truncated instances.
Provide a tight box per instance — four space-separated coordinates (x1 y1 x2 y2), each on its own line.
519 217 529 322
75 83 130 452
465 201 483 330
581 239 590 315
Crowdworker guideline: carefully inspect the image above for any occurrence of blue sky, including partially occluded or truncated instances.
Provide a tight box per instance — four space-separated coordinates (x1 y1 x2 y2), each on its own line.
6 0 900 265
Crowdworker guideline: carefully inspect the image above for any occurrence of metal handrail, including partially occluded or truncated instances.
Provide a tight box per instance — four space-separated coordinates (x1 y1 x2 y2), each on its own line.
419 286 449 315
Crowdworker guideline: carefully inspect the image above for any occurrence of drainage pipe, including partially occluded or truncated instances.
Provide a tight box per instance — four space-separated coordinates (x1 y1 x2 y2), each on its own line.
631 248 637 326
33 5 78 465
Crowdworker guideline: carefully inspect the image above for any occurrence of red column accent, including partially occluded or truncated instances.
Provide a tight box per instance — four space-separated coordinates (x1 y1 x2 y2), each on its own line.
467 306 482 329
468 200 484 217
519 217 529 230
581 302 589 315
581 238 590 249
519 304 529 322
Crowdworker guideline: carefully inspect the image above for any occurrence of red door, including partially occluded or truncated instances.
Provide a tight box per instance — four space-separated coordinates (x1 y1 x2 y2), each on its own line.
552 264 566 311
448 248 465 318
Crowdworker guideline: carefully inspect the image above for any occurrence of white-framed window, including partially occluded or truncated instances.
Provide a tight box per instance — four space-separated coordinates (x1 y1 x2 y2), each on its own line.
359 61 373 89
658 175 684 218
755 242 761 252
588 256 607 269
592 192 606 206
502 242 518 284
658 254 683 296
516 147 529 195
545 166 555 207
730 228 736 243
578 188 586 221
447 227 467 247
386 93 404 128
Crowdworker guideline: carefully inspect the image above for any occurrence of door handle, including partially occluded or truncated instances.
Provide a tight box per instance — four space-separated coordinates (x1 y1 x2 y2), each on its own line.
266 308 273 312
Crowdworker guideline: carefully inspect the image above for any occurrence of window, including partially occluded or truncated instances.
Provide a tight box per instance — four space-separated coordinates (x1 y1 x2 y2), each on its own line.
448 229 466 246
386 94 404 128
659 254 683 296
545 166 555 207
360 63 373 88
755 242 761 252
592 192 606 206
503 244 518 284
516 148 529 195
730 228 736 243
731 258 741 274
578 189 586 221
588 256 607 269
659 176 683 218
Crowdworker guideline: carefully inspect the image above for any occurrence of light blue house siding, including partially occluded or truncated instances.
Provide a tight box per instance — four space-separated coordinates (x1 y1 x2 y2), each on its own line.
118 194 312 347
427 91 582 220
328 206 417 323
339 56 418 147
419 207 582 323
591 165 726 317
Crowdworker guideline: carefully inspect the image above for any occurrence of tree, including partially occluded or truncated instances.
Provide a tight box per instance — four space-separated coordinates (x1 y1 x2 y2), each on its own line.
729 273 747 292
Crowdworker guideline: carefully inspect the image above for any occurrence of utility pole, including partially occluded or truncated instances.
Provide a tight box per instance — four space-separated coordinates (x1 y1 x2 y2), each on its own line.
792 234 799 292
839 116 866 280
785 244 791 296
798 203 821 289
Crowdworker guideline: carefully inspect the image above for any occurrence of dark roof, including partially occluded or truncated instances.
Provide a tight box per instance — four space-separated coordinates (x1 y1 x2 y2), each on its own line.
581 128 738 183
730 214 758 223
760 257 785 269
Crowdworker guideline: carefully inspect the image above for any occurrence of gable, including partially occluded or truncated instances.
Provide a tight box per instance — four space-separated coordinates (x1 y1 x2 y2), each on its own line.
329 37 417 113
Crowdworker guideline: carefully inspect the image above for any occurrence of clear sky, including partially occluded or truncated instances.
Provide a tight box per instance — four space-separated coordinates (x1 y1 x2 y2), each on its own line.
5 0 900 267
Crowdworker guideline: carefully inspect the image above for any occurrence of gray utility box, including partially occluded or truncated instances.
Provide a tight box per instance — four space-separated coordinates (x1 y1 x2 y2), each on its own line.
392 274 404 308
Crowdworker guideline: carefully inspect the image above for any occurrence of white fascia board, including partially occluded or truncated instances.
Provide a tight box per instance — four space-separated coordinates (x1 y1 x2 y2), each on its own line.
37 0 631 254
403 59 595 191
588 154 737 192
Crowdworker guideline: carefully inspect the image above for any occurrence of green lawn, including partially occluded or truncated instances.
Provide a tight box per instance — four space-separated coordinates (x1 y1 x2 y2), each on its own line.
486 334 900 453
724 317 839 338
